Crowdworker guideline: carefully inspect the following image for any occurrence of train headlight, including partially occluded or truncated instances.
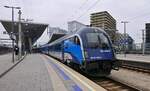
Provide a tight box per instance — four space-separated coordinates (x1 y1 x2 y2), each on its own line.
84 51 88 58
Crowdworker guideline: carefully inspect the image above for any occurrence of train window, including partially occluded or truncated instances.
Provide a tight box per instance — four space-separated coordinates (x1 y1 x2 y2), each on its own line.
86 33 99 43
86 33 110 49
74 36 80 45
98 33 110 49
68 36 80 45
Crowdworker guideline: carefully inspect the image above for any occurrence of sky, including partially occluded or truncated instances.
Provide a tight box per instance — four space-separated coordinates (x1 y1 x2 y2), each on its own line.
0 0 150 44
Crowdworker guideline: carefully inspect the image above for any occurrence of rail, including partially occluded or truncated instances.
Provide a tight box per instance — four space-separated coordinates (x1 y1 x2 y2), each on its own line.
119 60 150 74
91 77 140 91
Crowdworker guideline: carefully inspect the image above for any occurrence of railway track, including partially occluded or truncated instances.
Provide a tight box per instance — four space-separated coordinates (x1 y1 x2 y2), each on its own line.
91 77 140 91
121 65 150 75
47 54 141 91
119 60 150 75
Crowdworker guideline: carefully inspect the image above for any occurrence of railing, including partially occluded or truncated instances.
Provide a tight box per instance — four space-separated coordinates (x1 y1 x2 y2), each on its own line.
114 43 150 54
0 46 12 55
119 59 150 71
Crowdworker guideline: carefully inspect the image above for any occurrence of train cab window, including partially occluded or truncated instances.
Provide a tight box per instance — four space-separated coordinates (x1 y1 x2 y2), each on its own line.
74 36 80 45
86 33 110 49
98 33 110 49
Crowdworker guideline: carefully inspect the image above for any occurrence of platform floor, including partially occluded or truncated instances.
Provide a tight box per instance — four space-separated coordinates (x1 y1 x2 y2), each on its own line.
0 54 12 75
117 54 150 63
0 54 106 91
0 53 19 75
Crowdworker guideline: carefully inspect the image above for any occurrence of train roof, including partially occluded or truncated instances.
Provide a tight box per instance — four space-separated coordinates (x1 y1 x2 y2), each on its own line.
40 27 107 48
76 27 107 35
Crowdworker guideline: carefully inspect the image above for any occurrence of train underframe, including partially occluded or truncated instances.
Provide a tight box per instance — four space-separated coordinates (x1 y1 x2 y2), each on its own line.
80 60 119 76
46 52 120 77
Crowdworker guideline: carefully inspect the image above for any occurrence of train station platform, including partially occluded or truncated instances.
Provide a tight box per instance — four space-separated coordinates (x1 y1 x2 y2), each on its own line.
0 54 12 75
117 54 150 63
0 54 106 91
0 53 21 76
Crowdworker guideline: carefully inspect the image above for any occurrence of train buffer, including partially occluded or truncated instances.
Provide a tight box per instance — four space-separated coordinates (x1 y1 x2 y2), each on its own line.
0 54 106 91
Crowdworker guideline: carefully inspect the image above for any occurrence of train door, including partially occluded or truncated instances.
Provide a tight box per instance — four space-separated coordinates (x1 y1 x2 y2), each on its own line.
74 36 83 63
64 36 83 65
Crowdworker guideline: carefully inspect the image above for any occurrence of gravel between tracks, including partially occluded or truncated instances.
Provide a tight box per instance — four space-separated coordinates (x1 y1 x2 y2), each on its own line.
109 69 150 91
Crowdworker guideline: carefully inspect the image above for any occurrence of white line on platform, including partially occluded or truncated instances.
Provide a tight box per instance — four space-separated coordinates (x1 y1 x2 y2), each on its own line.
41 55 68 91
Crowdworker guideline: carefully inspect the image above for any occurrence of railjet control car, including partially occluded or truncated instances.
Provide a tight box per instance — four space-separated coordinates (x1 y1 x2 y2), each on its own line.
40 27 119 76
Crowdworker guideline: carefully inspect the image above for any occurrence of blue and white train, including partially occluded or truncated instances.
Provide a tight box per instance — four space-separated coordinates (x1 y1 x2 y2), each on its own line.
39 27 119 76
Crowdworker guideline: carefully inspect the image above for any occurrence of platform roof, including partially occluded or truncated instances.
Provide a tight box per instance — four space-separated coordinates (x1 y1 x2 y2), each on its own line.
47 33 66 44
0 20 48 44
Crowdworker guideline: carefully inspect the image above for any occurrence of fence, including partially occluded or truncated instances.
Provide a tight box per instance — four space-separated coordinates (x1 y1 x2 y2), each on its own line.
114 43 150 54
0 46 12 55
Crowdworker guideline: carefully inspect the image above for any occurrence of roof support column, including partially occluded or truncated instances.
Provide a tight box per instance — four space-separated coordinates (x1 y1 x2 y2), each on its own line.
18 10 22 58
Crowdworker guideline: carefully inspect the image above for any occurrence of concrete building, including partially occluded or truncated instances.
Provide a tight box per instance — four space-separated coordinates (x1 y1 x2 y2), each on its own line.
145 23 150 51
90 11 117 43
49 27 67 34
46 27 67 44
68 21 86 33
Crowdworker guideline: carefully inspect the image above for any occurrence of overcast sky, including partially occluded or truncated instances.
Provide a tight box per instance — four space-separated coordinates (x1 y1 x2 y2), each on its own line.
0 0 150 43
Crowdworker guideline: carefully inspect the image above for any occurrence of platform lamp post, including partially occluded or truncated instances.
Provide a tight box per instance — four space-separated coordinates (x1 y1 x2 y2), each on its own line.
4 6 21 63
121 21 129 57
18 10 22 59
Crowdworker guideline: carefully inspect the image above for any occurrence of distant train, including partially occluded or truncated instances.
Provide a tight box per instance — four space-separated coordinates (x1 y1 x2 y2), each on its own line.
39 27 119 76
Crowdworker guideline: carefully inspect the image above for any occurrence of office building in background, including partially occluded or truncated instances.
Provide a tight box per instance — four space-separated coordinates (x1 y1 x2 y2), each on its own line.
90 11 117 43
